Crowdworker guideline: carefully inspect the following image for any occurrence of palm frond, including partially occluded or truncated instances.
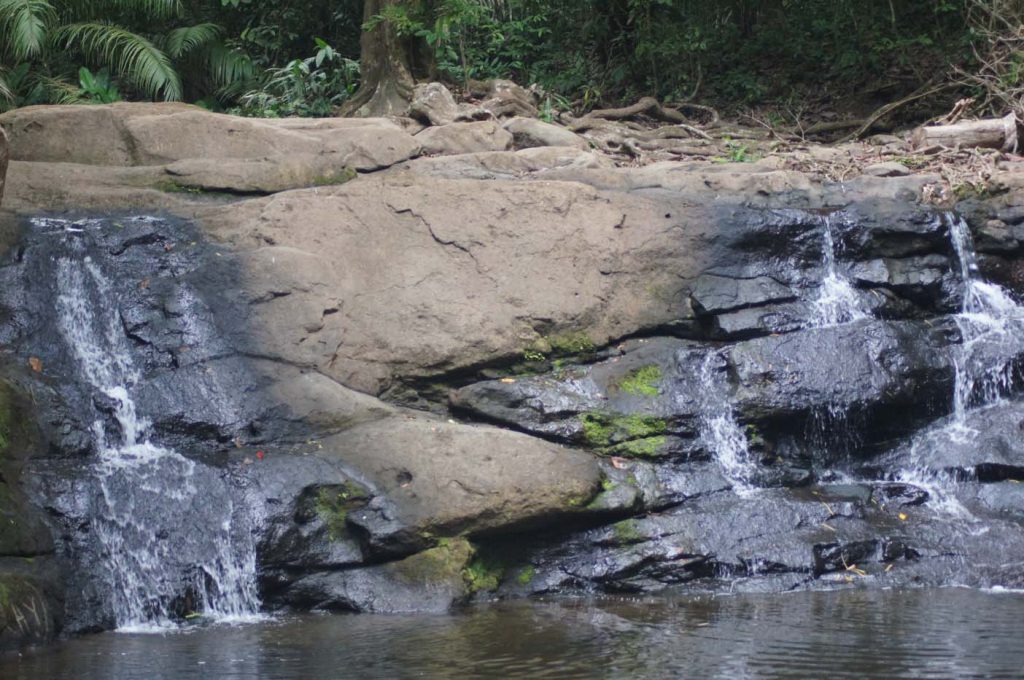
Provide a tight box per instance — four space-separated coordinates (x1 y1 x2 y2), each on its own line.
205 43 255 91
0 0 55 60
59 0 182 22
0 70 13 104
164 22 220 58
57 21 181 100
33 72 84 104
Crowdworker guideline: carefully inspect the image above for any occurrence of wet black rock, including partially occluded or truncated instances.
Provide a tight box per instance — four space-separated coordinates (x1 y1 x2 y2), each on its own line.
455 318 961 468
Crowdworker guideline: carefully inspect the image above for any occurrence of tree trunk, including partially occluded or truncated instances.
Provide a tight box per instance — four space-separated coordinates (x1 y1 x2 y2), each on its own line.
340 0 416 117
912 113 1019 152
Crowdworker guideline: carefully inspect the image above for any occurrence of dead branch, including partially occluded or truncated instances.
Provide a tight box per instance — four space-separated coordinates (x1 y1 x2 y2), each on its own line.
838 83 956 143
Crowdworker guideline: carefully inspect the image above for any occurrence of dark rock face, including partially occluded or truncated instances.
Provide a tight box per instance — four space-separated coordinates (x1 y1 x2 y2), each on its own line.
453 319 958 467
1 214 608 633
1 104 1024 640
0 376 64 651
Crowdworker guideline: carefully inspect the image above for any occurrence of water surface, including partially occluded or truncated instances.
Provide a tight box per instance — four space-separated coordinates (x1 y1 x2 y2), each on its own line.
4 588 1023 679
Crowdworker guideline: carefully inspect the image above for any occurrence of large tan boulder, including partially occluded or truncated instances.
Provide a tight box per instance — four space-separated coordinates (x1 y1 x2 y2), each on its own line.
0 104 421 171
503 117 590 151
325 415 602 549
414 120 512 155
197 173 698 394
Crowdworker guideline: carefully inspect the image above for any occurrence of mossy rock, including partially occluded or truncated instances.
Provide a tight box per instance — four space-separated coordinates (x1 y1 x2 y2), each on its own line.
390 537 475 587
614 365 663 397
462 552 506 593
312 481 371 542
580 412 669 459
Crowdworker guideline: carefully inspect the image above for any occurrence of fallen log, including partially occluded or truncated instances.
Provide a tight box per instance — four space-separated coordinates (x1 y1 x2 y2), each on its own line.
912 112 1018 152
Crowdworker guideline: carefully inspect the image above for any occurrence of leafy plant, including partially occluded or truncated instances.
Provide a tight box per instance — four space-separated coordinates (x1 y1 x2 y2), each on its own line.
77 65 119 102
0 0 255 110
235 38 358 117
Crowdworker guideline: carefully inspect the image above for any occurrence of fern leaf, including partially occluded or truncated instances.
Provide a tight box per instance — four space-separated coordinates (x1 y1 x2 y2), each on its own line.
57 21 181 100
0 0 55 60
165 22 220 58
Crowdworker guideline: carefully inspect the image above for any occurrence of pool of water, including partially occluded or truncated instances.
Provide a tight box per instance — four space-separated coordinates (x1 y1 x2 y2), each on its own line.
3 588 1023 679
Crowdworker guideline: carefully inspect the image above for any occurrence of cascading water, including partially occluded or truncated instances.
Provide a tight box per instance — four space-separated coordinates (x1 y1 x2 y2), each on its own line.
810 213 869 328
947 213 1024 426
50 220 261 630
896 213 1024 513
696 353 756 494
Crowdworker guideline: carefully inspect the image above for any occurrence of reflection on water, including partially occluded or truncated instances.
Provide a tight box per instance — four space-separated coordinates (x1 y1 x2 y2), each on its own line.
3 588 1023 679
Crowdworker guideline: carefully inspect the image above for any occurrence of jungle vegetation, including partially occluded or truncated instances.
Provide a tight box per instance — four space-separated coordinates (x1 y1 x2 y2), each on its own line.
0 1 1020 128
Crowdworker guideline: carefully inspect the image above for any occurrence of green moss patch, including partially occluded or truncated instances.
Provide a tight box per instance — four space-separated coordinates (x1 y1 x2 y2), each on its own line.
153 180 207 194
462 553 505 593
516 565 536 586
616 365 663 397
392 537 475 585
315 481 370 541
608 436 666 459
581 412 668 446
312 166 358 186
611 519 645 545
548 331 596 356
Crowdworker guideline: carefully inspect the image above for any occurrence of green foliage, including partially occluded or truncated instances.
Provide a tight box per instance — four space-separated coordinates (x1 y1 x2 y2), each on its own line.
234 38 358 117
0 0 985 122
60 23 180 99
78 65 120 101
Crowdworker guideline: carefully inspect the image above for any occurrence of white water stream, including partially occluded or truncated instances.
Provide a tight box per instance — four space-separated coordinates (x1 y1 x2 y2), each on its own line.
810 213 869 327
697 353 756 495
53 237 260 630
896 213 1024 514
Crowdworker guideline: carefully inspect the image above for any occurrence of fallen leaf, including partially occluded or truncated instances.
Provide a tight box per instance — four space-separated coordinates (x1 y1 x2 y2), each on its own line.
28 357 42 373
256 450 265 461
898 512 908 521
610 456 629 469
499 378 516 384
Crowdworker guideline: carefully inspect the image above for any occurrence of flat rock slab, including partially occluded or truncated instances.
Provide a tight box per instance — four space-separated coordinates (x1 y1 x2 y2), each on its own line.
324 415 602 553
0 104 421 171
198 174 701 394
415 120 512 155
503 117 590 151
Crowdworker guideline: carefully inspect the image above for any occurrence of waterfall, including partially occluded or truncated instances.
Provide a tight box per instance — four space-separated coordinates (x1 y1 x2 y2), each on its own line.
946 213 1024 427
51 222 260 630
810 213 869 327
697 353 756 495
895 213 1024 514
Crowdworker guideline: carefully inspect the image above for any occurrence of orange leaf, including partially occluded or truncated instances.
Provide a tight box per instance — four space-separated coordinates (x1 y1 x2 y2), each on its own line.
28 357 43 373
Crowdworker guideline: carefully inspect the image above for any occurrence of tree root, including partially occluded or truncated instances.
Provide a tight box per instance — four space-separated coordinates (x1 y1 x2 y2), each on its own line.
568 96 715 141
